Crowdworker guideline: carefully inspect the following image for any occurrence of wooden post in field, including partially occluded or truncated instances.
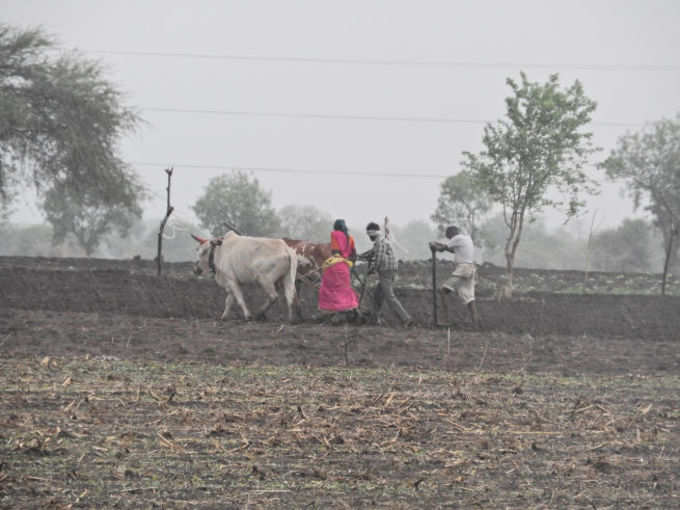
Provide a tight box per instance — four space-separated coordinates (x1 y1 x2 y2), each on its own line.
157 167 175 276
431 247 438 327
583 210 598 292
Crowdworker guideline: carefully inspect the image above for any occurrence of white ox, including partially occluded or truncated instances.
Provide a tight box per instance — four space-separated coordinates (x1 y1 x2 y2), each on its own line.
192 232 298 322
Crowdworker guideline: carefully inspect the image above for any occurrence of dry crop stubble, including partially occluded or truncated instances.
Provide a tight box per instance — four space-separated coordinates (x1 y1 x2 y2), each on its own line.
1 255 679 508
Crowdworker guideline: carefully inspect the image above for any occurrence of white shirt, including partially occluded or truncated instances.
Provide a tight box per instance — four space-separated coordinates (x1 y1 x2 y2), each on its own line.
446 234 475 264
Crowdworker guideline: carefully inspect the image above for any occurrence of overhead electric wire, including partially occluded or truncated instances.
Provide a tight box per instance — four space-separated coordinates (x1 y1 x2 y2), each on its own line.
132 161 452 180
98 49 663 178
87 49 680 72
76 49 663 127
143 107 485 125
141 107 643 128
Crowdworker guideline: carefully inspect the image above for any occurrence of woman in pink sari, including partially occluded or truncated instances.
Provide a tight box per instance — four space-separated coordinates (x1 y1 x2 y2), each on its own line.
318 219 359 315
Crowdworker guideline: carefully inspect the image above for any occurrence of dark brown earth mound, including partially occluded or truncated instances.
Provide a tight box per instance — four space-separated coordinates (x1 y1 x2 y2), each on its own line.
1 256 678 340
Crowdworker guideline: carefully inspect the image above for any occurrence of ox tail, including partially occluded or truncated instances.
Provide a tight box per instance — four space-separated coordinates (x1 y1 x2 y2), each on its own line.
283 246 299 315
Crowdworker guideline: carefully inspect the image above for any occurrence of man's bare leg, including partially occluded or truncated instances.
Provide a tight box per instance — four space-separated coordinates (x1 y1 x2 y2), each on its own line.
467 300 481 328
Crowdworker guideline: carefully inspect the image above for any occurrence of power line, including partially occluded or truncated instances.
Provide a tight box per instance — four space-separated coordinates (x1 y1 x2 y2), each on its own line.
143 107 484 125
132 161 452 180
87 49 680 72
141 107 642 128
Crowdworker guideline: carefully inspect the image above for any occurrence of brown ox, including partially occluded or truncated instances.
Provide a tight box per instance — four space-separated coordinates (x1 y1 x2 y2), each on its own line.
282 238 332 280
281 238 334 320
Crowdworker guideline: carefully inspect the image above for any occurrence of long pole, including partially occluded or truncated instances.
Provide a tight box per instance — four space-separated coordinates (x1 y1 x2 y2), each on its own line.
431 248 438 327
156 167 174 276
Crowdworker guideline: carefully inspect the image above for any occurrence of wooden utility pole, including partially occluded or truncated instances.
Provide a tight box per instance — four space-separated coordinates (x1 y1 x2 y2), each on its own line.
157 167 175 276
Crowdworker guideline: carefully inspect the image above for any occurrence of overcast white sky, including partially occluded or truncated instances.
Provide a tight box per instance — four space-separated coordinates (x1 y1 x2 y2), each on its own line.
4 0 680 235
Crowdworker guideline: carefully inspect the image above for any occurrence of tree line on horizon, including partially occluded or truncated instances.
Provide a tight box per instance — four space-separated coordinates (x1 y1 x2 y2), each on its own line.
1 24 679 293
0 203 672 278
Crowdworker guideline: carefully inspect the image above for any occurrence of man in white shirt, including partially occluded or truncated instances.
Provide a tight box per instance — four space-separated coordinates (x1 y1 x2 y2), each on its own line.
429 225 480 328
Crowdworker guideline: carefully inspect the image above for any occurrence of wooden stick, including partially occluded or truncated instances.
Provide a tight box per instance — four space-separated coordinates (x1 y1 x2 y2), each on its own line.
156 167 174 277
431 248 438 327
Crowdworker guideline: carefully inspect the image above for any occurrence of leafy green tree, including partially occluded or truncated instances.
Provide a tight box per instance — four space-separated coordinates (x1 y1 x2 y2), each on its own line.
431 170 491 242
0 25 142 206
0 222 82 257
589 218 654 273
42 177 143 256
149 217 201 262
76 217 199 261
479 214 585 270
391 220 439 260
0 176 20 223
90 217 149 258
278 204 333 242
192 171 280 237
600 115 680 293
463 72 598 295
0 195 13 227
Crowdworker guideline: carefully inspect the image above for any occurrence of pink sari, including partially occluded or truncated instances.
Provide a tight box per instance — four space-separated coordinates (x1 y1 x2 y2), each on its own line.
318 230 359 312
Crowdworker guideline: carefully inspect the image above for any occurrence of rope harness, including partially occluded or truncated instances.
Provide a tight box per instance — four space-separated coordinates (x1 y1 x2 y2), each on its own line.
208 241 220 275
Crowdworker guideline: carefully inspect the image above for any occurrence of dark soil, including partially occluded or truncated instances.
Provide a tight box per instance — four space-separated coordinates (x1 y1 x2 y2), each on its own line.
0 256 678 509
1 257 678 340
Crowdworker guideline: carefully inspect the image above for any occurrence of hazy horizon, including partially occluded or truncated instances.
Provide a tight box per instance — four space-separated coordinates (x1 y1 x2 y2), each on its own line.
4 0 680 236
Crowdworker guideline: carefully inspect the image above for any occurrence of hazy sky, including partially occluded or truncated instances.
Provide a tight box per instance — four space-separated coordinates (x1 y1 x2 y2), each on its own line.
4 0 680 235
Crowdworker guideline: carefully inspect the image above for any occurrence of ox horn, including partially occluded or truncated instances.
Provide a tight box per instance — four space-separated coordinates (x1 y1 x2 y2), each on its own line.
190 233 207 243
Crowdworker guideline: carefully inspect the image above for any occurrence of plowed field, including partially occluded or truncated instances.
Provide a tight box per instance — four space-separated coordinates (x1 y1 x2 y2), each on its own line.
1 256 678 509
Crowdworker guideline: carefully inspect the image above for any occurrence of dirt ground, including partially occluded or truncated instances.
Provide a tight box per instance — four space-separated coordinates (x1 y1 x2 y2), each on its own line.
1 256 679 340
1 256 679 509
